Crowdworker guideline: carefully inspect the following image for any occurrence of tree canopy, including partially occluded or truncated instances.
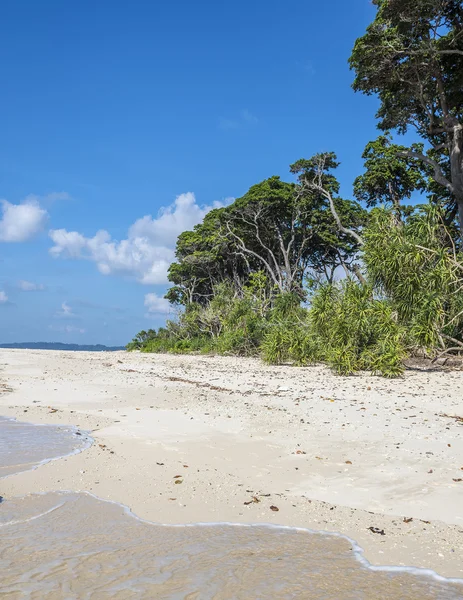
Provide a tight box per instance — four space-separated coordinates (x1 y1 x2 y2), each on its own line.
353 135 426 221
350 0 463 234
167 163 366 306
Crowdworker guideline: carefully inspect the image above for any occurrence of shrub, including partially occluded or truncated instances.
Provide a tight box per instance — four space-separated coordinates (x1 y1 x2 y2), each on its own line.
364 206 463 353
310 280 407 377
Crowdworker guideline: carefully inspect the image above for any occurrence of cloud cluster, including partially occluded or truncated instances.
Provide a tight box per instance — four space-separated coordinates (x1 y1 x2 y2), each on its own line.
18 280 45 291
55 302 78 319
44 192 71 203
144 293 171 316
49 324 86 334
0 291 8 304
0 196 48 242
219 109 258 130
49 193 228 284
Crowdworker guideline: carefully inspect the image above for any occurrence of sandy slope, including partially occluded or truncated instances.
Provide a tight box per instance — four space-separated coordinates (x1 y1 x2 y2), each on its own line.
1 349 462 578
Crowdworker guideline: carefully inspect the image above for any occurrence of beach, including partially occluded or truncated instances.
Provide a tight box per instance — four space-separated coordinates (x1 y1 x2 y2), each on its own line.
1 348 463 583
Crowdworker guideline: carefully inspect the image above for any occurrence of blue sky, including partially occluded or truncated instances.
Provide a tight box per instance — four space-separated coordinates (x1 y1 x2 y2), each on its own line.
0 0 380 346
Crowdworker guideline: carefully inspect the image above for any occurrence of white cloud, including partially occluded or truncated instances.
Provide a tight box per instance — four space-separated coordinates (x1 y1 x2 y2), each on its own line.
49 192 229 285
144 293 171 315
45 192 71 203
61 302 73 316
0 291 8 304
55 301 78 319
0 196 48 242
218 117 240 130
241 109 258 124
49 228 174 285
219 109 258 130
18 280 45 291
129 193 224 246
49 324 85 334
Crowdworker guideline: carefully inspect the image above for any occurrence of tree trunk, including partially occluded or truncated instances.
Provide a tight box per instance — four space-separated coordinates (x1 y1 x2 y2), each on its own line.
457 195 463 237
402 125 463 237
388 182 402 225
450 122 463 237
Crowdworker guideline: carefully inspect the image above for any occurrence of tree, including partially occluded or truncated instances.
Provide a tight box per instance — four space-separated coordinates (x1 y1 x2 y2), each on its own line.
350 0 463 235
223 176 308 294
166 208 250 306
224 173 366 293
353 135 426 222
126 329 157 350
290 153 367 283
167 171 367 306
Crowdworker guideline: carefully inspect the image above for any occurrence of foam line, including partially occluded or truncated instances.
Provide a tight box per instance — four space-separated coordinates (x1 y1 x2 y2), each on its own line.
0 500 66 527
8 488 463 588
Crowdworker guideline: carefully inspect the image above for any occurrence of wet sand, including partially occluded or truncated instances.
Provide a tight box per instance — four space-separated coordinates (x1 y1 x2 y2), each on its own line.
1 349 462 580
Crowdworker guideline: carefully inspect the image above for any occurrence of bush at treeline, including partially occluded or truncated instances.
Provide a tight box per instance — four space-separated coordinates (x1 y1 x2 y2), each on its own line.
128 205 462 377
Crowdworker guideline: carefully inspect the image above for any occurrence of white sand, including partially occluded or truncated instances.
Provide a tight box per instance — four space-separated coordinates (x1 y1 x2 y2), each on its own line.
1 349 462 577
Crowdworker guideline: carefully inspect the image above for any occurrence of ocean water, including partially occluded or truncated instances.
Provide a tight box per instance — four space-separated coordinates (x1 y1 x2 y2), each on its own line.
0 415 92 478
1 417 462 600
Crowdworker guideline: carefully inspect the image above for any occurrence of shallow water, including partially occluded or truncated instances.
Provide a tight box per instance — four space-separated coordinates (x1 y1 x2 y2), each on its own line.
0 415 91 478
1 418 463 599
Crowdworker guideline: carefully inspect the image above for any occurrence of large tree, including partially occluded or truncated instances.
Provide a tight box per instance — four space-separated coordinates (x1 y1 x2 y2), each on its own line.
353 135 426 223
166 168 366 306
218 172 365 294
350 0 463 235
290 153 367 282
166 208 249 306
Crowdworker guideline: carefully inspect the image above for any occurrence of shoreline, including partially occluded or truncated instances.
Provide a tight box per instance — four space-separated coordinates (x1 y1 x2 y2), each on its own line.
1 348 463 578
6 485 463 588
0 415 93 480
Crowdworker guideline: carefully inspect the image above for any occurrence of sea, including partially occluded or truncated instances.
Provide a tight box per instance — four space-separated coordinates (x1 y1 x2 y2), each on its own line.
1 416 462 599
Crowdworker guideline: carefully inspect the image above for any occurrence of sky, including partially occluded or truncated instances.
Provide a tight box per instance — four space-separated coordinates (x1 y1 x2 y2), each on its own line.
0 0 381 346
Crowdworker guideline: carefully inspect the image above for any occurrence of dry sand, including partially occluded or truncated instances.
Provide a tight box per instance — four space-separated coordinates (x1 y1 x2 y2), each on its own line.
1 349 462 578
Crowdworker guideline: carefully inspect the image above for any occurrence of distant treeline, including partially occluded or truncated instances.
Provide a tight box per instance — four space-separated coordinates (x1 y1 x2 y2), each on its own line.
0 342 125 352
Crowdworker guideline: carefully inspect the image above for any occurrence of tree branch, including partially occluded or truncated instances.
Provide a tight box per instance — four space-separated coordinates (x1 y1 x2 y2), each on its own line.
234 209 282 280
300 155 365 246
441 333 463 348
397 150 455 194
436 49 463 56
432 347 463 363
225 222 283 290
352 264 367 286
318 184 364 246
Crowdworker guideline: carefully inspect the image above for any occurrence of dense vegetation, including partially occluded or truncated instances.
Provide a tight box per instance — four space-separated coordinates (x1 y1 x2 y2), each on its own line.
128 0 463 376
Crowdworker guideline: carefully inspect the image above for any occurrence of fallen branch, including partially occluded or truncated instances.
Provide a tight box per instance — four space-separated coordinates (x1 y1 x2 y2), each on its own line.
432 347 463 363
439 413 463 424
440 333 463 348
